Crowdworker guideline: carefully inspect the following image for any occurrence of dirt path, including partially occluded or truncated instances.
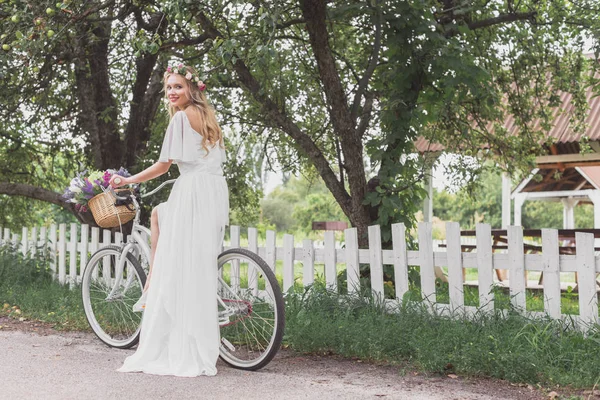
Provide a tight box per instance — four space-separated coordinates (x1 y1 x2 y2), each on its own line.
0 317 549 400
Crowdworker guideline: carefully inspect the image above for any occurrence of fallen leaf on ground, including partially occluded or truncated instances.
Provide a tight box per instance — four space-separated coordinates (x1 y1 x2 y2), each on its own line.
547 391 559 399
447 374 458 379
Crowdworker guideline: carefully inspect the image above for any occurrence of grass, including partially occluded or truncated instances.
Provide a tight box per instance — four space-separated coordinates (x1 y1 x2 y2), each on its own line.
0 245 89 330
285 283 600 389
2 244 600 391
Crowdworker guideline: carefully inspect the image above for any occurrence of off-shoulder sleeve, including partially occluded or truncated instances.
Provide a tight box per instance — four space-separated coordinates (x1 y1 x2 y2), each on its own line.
158 112 201 163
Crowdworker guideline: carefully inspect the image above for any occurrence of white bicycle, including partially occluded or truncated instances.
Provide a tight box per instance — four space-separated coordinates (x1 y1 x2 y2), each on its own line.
81 180 284 371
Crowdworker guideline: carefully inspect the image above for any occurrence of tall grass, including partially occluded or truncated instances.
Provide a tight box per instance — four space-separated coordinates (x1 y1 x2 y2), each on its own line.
285 283 600 388
0 244 89 330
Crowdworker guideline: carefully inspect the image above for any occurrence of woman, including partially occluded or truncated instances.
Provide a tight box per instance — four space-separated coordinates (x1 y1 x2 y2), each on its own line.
110 64 229 377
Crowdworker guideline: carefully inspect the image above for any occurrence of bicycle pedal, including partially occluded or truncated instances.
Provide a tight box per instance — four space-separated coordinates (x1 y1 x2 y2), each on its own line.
221 337 236 352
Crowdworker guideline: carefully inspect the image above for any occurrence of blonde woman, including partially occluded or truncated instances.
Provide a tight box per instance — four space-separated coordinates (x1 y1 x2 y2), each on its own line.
110 64 229 377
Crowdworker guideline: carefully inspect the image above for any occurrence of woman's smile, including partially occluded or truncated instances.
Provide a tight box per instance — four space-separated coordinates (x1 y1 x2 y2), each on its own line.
165 74 190 108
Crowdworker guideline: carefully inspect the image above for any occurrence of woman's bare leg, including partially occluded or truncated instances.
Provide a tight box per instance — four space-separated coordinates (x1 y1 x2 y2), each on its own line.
145 206 160 291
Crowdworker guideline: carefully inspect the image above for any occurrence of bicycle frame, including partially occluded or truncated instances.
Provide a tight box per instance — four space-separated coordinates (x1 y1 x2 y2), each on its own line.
105 180 176 300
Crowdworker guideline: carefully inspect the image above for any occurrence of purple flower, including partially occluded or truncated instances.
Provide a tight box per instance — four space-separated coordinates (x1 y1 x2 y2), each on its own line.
62 188 73 200
81 179 95 196
116 167 131 177
102 171 111 186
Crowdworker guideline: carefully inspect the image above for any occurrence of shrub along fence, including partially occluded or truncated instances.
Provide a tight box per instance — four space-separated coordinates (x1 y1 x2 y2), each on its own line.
1 222 599 330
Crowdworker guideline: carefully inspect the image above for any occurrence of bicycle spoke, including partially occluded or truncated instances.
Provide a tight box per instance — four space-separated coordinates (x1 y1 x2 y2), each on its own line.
82 247 145 348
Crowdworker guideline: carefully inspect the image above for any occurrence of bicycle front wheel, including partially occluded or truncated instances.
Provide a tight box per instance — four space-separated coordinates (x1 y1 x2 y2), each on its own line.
217 248 285 371
81 245 146 349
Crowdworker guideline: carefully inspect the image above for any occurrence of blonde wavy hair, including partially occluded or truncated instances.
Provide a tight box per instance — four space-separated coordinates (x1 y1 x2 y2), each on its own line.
163 65 223 153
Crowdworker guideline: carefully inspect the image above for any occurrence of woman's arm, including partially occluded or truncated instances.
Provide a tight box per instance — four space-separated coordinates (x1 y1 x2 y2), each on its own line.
110 161 173 188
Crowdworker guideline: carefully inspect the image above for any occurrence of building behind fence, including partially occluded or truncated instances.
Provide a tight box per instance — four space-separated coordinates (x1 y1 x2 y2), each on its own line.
1 222 599 330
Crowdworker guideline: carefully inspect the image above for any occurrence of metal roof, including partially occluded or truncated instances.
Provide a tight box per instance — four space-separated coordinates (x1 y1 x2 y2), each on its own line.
414 71 600 154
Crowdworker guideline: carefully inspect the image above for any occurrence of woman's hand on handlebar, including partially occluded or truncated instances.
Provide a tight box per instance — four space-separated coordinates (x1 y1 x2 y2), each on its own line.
110 175 132 188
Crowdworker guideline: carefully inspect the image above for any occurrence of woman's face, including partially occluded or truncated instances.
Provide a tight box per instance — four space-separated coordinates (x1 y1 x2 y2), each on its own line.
165 74 190 109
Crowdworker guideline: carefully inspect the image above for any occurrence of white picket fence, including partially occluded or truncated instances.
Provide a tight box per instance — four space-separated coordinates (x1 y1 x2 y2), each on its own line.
1 222 599 329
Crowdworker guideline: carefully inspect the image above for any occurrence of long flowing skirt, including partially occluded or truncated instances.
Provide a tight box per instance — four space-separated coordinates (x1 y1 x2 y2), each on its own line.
118 171 229 377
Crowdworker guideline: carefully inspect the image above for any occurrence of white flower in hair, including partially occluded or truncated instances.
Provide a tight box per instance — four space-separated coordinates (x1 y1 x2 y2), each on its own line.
185 72 193 80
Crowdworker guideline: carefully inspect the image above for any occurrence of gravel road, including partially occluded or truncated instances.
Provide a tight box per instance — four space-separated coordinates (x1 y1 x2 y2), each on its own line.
0 324 546 400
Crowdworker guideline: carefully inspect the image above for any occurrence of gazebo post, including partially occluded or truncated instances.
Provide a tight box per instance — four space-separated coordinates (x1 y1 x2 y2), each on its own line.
589 191 600 229
513 193 526 227
561 198 578 229
421 152 440 223
501 172 512 228
422 164 434 223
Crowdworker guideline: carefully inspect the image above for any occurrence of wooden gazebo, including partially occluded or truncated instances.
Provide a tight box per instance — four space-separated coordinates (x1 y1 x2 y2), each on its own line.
415 70 600 229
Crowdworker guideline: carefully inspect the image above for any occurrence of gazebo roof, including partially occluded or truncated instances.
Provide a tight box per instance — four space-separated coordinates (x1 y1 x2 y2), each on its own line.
516 166 600 194
415 65 600 157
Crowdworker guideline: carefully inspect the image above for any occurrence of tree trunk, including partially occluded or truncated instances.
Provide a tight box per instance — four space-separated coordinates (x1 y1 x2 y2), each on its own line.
73 21 123 170
300 0 373 246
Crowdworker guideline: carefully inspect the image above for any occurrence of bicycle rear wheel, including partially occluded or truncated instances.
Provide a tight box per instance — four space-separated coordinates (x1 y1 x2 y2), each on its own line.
81 245 146 349
217 248 285 371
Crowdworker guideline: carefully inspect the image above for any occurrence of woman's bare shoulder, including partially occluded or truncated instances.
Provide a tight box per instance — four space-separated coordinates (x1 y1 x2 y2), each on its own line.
184 107 202 133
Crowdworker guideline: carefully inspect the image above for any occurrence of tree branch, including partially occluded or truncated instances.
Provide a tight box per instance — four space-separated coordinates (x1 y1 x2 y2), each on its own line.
276 18 305 29
299 0 355 140
0 182 70 209
195 11 352 213
160 34 211 49
445 11 537 37
356 92 375 139
350 1 382 122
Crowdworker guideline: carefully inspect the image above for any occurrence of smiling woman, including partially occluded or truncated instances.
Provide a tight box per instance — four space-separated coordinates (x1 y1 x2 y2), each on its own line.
107 63 229 377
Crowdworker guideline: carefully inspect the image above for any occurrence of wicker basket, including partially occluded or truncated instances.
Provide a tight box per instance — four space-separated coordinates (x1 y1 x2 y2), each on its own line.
88 190 136 228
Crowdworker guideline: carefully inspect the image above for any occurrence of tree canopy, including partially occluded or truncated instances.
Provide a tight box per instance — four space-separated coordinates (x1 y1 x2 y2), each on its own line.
0 0 598 244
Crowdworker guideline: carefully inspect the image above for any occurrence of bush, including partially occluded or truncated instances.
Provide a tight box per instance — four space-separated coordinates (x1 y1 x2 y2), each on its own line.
0 244 52 287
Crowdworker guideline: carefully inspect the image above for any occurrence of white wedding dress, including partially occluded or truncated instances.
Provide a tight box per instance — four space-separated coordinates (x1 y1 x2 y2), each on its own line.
118 111 229 377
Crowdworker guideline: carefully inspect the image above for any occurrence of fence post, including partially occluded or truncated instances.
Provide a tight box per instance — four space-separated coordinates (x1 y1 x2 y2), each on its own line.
58 224 66 284
344 228 359 295
302 239 315 287
265 230 276 272
541 229 560 319
446 222 464 313
30 227 37 258
40 227 47 258
418 222 436 304
508 225 526 311
69 223 78 287
102 229 111 286
368 225 384 299
247 227 258 296
80 224 89 282
324 231 337 290
476 223 494 312
391 223 409 301
49 224 57 278
283 234 295 292
576 232 599 328
90 227 99 279
230 225 240 291
21 227 28 256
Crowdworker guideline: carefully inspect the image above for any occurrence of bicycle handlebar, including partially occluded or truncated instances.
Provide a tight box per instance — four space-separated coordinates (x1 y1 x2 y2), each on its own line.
141 179 176 198
103 179 176 201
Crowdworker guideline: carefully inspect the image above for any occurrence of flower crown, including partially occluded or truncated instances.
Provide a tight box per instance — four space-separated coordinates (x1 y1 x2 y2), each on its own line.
166 64 206 91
